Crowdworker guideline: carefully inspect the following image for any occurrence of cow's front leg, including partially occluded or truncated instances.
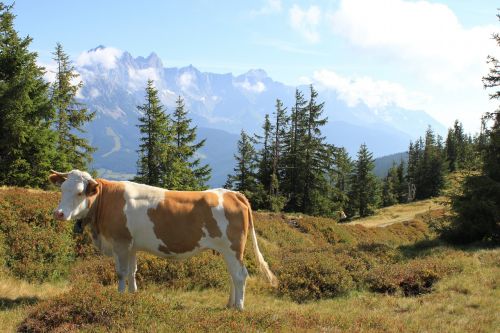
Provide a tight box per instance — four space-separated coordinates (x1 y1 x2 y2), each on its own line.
127 252 138 293
114 246 130 293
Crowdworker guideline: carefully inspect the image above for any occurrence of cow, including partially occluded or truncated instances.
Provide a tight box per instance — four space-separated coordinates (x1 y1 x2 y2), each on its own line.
49 169 277 310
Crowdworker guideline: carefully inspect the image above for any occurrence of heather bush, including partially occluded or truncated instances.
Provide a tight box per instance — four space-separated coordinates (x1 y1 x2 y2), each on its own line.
276 250 354 302
367 257 460 296
70 257 117 286
136 252 228 290
18 282 156 332
0 188 75 281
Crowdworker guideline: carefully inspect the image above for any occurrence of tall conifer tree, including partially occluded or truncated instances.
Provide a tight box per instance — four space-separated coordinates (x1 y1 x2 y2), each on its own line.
270 99 288 195
0 3 56 187
167 96 211 190
302 85 329 214
348 143 380 217
256 113 273 193
225 130 259 195
51 43 95 171
283 88 307 211
135 80 171 187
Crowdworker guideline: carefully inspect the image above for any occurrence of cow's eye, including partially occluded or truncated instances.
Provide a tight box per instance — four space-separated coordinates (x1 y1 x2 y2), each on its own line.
78 192 83 196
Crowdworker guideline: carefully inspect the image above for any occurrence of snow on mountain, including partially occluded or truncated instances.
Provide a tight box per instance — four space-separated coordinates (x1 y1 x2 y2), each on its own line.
75 46 445 187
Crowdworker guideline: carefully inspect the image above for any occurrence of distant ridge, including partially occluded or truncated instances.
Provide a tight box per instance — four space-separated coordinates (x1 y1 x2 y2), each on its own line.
74 46 444 186
373 152 409 178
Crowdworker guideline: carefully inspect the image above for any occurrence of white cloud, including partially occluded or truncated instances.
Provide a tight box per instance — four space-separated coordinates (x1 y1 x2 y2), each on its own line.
328 0 497 86
41 62 57 83
236 79 266 93
251 0 282 16
76 47 123 70
89 88 101 98
313 69 429 110
289 4 321 43
178 72 195 90
127 67 160 90
326 0 499 131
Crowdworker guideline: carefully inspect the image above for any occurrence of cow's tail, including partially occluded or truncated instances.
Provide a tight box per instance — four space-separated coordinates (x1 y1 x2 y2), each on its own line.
238 193 278 288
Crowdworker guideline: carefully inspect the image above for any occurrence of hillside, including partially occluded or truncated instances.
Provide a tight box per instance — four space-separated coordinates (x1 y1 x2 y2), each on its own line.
346 197 445 228
0 187 498 332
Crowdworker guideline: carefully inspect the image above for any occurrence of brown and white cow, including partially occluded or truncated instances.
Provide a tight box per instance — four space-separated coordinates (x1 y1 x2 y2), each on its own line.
49 169 277 310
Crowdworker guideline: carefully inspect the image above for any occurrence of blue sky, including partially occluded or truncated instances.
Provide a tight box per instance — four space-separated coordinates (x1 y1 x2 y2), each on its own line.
12 0 500 132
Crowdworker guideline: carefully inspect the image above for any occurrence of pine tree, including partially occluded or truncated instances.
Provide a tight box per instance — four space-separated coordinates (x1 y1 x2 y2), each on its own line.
0 3 57 187
326 145 352 215
51 43 95 171
348 143 380 217
302 85 329 215
396 159 408 203
382 163 399 207
445 127 458 172
256 113 273 193
167 96 211 190
225 130 260 197
270 99 288 195
283 88 308 211
417 127 445 199
332 147 352 196
445 120 470 172
135 80 172 187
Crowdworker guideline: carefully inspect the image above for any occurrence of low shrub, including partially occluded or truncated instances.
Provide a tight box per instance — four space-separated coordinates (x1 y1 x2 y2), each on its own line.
332 243 400 288
276 250 354 302
18 282 156 332
367 257 459 296
0 188 75 282
136 252 228 290
70 257 117 286
70 251 230 291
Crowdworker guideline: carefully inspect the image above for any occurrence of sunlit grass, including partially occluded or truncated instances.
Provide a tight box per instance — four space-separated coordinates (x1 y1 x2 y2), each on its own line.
0 273 69 332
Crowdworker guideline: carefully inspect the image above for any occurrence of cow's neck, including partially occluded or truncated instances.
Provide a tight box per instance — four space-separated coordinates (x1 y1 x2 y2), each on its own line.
81 179 104 241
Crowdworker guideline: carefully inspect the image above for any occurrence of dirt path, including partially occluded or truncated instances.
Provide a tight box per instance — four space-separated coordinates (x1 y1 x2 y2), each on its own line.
345 197 446 228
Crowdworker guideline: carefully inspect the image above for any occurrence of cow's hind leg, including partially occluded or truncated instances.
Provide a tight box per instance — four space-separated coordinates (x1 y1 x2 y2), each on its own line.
223 253 248 310
114 246 131 293
128 252 138 293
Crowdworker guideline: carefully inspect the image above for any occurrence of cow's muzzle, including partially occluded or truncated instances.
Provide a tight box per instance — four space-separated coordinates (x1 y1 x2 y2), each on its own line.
53 209 65 221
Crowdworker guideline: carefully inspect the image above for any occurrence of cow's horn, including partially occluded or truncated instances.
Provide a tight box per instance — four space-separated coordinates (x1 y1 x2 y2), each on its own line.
50 170 70 177
88 178 98 185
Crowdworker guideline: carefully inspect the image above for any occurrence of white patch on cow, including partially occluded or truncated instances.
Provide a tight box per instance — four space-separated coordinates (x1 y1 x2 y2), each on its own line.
122 181 168 256
204 188 236 252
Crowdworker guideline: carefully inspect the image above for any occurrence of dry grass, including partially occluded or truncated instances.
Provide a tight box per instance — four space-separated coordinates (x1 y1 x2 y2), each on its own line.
0 274 69 332
346 197 447 228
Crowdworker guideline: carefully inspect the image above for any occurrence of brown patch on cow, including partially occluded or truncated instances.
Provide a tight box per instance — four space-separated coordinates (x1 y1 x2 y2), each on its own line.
223 192 249 261
148 191 221 255
94 180 131 245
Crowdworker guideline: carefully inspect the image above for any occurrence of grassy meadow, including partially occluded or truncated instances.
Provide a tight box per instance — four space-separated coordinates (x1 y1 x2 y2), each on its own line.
0 187 498 332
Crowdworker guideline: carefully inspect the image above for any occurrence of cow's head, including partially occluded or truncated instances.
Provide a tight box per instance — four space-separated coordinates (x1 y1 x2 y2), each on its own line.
49 169 99 221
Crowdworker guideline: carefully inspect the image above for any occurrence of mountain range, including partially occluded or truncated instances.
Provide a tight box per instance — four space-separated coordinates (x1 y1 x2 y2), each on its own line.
75 46 445 187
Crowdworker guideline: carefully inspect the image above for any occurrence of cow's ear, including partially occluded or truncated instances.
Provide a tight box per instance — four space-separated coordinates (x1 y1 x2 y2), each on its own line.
86 179 99 196
49 173 66 187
